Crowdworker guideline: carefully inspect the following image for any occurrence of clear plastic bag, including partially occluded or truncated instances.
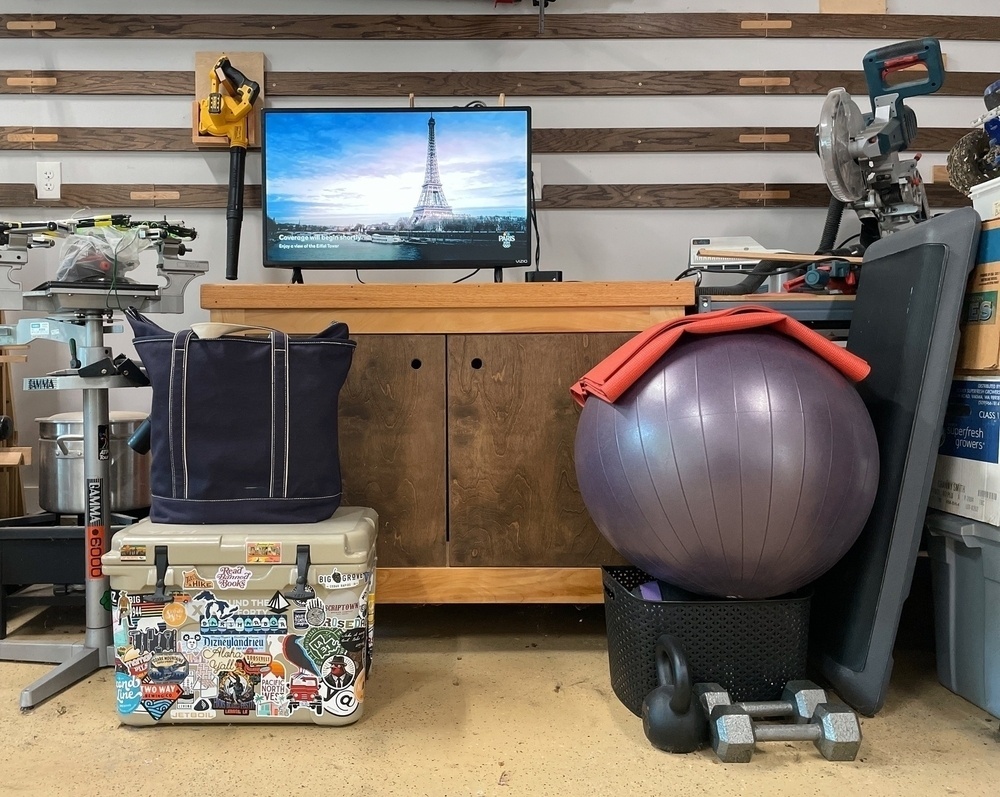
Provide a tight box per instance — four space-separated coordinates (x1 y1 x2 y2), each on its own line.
56 227 150 283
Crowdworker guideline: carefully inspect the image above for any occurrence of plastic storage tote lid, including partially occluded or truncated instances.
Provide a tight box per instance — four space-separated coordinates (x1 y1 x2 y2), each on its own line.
926 510 1000 547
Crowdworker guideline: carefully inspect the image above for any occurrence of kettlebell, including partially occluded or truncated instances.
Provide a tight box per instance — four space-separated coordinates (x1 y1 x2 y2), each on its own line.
640 634 707 753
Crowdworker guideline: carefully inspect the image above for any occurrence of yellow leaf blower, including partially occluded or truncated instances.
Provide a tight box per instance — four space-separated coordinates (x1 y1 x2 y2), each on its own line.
198 56 261 280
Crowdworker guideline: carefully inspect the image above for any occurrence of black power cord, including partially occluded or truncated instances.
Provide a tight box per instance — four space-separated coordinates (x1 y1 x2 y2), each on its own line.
529 169 541 270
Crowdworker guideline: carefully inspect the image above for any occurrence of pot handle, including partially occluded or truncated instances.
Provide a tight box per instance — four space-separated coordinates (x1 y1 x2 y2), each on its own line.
55 433 84 457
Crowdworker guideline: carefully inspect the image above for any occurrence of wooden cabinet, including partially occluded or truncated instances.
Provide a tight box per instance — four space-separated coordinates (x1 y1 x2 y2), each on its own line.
338 332 631 570
448 333 631 567
202 281 694 602
338 334 447 568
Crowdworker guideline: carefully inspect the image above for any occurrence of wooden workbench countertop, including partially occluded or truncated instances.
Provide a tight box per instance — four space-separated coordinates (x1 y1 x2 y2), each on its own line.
201 281 695 335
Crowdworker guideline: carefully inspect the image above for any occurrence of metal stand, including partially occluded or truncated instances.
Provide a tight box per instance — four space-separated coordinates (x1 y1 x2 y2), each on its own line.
0 217 205 708
0 311 118 708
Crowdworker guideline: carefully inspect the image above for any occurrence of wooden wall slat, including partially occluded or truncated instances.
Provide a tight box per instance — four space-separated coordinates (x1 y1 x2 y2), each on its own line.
539 184 767 209
775 13 1000 41
911 128 972 151
1 125 968 154
0 184 155 207
0 71 32 93
2 126 35 149
0 182 970 210
537 183 969 209
765 183 850 207
2 13 998 41
0 13 766 40
774 70 984 96
926 183 971 206
533 127 968 153
533 127 769 153
0 126 193 150
1 70 986 97
269 70 765 97
148 184 262 208
0 70 191 94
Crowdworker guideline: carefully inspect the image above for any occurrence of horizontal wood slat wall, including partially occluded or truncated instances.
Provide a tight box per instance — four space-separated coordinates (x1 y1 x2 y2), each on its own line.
0 182 965 210
0 184 262 209
2 15 979 216
539 182 966 209
0 70 988 97
0 126 969 153
1 13 998 41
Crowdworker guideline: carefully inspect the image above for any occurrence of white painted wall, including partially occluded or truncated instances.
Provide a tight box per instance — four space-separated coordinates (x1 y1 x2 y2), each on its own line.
0 1 994 509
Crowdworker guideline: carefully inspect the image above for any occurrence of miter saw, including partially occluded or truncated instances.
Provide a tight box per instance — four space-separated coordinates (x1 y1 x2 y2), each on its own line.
816 37 945 249
686 39 944 300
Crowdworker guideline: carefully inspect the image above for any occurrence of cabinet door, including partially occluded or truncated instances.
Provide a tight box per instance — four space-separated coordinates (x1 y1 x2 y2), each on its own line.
338 335 447 567
448 333 631 567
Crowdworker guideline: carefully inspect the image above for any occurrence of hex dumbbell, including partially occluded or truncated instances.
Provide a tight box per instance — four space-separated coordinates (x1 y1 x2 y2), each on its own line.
694 680 829 723
708 702 862 763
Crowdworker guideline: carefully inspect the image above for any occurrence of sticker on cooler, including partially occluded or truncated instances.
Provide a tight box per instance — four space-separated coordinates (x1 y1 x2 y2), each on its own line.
246 542 282 564
320 655 359 717
318 569 364 589
214 565 252 590
183 569 215 589
119 544 147 562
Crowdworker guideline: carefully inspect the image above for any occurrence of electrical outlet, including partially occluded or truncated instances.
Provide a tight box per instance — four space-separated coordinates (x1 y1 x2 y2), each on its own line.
35 161 61 200
532 161 542 197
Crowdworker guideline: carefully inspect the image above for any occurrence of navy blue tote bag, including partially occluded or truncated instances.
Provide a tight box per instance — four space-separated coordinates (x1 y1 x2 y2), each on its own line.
127 308 356 524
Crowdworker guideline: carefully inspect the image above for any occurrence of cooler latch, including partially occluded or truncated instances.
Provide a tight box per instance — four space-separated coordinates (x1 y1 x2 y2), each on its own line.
150 545 174 603
287 544 315 601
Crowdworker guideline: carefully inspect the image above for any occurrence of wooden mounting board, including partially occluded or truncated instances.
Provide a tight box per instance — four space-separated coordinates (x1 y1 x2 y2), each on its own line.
0 181 968 210
0 125 968 154
0 13 993 41
820 0 886 13
192 51 264 149
0 69 987 97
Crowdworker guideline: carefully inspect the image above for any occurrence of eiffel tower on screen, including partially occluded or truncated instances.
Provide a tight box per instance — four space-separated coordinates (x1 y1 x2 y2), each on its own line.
412 114 454 223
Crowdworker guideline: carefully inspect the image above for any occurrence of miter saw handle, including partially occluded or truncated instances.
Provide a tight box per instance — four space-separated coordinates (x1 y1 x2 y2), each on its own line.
863 38 944 111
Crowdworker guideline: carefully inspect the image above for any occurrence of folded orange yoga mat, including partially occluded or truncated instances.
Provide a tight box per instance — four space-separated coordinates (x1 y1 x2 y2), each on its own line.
570 305 870 407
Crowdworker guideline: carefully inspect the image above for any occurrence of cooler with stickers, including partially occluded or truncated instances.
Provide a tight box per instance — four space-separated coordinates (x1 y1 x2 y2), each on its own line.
101 507 377 726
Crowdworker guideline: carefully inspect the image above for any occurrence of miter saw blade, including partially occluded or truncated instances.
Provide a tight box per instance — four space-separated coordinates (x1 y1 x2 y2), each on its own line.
817 88 867 203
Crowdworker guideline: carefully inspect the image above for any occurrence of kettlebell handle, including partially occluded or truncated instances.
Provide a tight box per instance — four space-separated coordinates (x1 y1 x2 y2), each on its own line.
654 634 692 715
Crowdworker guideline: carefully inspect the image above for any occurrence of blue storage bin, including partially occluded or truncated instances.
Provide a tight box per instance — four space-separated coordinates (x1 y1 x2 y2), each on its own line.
925 509 1000 718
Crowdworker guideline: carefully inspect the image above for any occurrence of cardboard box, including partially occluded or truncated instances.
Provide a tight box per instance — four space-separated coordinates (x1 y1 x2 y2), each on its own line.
930 376 1000 525
956 219 1000 372
970 174 1000 223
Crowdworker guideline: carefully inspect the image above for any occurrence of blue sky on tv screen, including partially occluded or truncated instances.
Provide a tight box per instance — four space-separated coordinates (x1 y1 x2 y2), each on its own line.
264 109 529 226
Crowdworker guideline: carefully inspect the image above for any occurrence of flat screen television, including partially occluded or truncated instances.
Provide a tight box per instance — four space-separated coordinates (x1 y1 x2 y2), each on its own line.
261 106 533 272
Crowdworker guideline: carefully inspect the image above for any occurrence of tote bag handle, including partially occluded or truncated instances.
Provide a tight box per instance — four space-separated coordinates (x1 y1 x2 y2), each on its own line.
167 327 290 499
190 322 279 339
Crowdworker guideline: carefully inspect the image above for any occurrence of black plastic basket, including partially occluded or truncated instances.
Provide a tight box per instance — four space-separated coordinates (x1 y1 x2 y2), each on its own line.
603 566 811 716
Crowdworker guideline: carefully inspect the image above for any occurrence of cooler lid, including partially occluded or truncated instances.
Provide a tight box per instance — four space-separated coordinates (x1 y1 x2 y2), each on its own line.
103 506 377 567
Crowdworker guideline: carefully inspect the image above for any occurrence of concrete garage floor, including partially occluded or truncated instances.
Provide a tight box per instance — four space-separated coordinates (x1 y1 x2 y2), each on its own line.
0 603 996 797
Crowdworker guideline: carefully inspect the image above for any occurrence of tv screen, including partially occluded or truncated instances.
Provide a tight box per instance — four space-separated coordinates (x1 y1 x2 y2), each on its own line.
261 106 532 271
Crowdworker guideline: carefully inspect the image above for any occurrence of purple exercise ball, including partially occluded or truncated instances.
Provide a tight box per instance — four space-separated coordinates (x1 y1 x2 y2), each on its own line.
575 331 879 599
